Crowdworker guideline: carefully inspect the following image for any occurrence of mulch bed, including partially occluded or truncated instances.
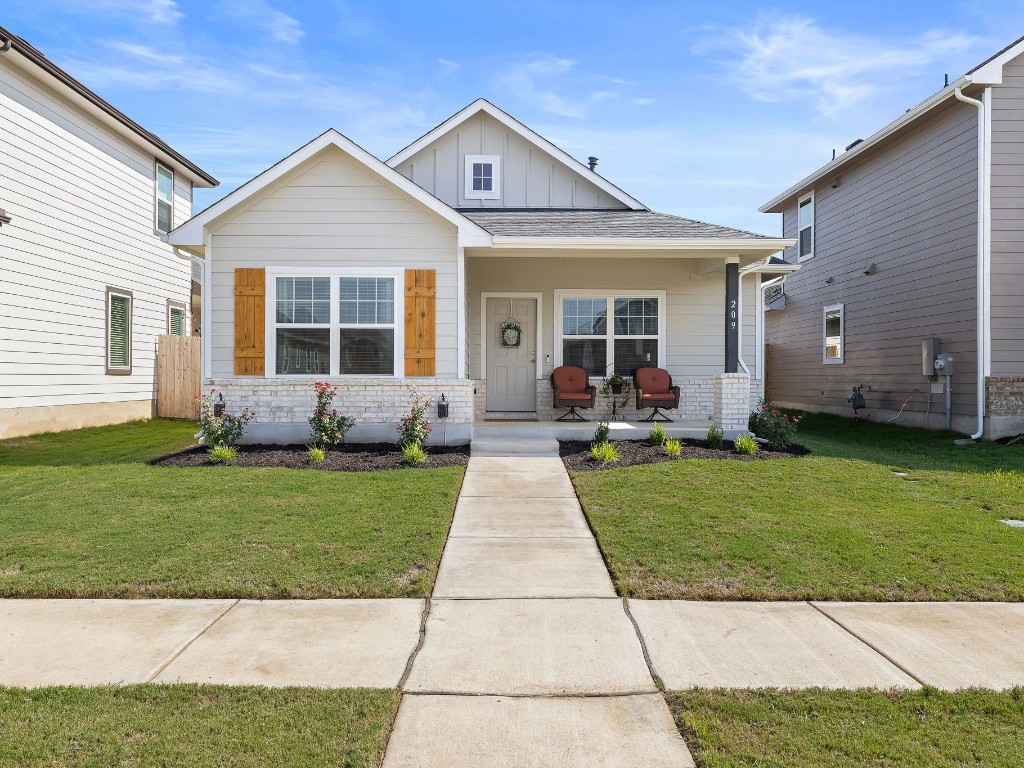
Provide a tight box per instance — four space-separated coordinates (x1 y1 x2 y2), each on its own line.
152 442 471 472
560 439 808 471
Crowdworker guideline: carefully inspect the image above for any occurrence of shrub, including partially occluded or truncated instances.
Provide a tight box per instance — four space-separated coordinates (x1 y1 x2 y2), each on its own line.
197 389 254 448
308 446 326 463
403 443 427 465
706 425 724 449
308 382 355 449
664 438 682 457
397 388 434 448
748 398 800 450
590 441 620 464
594 421 611 444
649 423 667 446
208 445 237 464
735 434 759 455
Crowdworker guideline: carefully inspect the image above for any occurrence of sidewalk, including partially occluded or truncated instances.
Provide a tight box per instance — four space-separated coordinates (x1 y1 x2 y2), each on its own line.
2 455 1024 766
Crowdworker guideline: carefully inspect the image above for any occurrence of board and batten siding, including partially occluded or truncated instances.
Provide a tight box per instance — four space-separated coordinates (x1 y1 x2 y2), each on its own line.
0 55 193 417
208 146 460 378
394 113 627 210
989 51 1024 377
467 257 758 381
766 99 980 424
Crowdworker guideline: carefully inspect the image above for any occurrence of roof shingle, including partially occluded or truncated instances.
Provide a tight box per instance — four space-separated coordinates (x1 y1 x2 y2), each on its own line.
457 209 770 239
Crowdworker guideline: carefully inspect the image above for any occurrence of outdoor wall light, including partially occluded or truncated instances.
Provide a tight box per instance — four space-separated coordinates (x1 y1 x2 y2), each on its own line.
0 209 12 227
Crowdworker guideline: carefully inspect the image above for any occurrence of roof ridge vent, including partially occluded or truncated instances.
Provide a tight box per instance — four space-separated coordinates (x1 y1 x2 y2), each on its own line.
845 139 864 152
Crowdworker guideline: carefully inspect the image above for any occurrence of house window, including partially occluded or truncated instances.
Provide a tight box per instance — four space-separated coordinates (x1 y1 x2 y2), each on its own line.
106 287 132 374
271 272 400 376
167 300 186 336
557 292 664 377
798 192 814 260
464 154 500 200
155 162 174 234
823 304 844 364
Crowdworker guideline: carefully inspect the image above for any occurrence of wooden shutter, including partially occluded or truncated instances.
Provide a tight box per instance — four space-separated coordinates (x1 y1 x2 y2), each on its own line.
404 269 436 376
234 268 265 375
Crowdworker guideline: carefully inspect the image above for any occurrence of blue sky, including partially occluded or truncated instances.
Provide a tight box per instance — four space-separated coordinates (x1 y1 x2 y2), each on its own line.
5 1 1024 233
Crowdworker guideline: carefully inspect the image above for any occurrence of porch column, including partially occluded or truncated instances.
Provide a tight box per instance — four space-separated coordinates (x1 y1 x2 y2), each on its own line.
724 257 740 373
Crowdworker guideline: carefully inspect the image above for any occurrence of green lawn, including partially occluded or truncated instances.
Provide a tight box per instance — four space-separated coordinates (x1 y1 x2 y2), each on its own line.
669 688 1024 768
0 420 462 598
572 414 1024 600
0 685 397 767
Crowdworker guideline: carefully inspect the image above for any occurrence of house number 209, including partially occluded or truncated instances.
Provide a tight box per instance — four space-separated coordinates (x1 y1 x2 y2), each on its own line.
729 300 737 330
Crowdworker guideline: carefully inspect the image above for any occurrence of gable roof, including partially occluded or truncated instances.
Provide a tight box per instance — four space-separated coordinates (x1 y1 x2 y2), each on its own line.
760 34 1024 214
167 128 492 251
0 24 217 187
386 99 647 211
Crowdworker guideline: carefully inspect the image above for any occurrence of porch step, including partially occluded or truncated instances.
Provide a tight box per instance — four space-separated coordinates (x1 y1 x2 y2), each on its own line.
470 437 561 457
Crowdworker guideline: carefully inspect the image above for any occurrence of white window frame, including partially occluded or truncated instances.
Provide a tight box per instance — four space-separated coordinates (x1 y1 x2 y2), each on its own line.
264 266 405 379
155 162 175 234
797 191 814 262
166 300 187 336
823 303 844 365
554 289 667 378
464 154 501 200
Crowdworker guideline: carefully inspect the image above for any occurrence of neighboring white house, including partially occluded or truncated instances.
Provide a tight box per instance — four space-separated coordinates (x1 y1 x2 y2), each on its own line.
169 100 793 443
0 26 217 439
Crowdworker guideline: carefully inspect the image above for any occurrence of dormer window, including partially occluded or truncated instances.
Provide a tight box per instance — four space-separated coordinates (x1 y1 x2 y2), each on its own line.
465 155 500 200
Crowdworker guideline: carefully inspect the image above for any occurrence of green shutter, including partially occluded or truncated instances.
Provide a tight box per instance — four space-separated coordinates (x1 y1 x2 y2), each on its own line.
169 307 185 336
108 294 131 368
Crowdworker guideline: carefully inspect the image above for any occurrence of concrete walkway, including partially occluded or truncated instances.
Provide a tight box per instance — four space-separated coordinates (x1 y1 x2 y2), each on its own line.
2 455 1024 765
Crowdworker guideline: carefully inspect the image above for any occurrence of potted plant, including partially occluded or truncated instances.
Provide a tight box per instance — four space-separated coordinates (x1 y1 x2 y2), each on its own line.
599 370 632 411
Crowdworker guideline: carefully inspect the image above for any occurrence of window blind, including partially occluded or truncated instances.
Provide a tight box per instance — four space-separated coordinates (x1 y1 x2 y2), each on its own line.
169 307 185 336
108 293 131 368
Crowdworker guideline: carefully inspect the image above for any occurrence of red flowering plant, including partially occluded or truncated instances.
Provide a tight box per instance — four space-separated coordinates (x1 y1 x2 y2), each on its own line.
196 388 254 448
308 382 355 450
397 387 434 449
747 398 801 450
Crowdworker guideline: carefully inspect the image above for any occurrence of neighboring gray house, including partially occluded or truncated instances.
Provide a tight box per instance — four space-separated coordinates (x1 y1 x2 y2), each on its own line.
169 100 793 444
0 25 217 439
760 36 1024 439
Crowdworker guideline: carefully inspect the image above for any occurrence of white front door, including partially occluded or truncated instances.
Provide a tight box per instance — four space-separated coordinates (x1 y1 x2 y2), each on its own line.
486 297 537 412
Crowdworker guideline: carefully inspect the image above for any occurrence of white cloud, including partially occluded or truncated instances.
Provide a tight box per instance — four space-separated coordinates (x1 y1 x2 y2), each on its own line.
697 16 980 116
436 58 461 77
61 0 183 25
219 0 305 44
494 55 621 118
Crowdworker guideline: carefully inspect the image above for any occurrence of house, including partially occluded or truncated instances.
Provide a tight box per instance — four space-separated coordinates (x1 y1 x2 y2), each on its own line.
760 36 1024 440
0 26 217 439
169 99 793 444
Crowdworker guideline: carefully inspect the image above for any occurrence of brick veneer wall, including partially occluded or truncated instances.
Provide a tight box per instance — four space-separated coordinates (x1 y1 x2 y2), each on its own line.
986 377 1024 417
714 372 752 431
207 378 476 425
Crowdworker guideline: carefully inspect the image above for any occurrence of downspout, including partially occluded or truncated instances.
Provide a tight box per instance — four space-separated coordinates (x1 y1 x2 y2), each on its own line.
954 86 990 440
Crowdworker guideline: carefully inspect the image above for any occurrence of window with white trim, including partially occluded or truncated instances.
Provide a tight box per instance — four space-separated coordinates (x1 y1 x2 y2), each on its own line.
557 293 663 377
155 162 174 234
272 274 398 376
167 301 186 336
464 154 500 200
823 304 844 364
798 192 814 260
106 288 132 374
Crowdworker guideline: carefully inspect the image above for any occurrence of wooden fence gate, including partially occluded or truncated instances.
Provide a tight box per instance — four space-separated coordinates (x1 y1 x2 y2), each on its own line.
156 335 201 419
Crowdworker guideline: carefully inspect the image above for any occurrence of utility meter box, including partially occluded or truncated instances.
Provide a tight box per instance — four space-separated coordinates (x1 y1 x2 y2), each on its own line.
922 338 940 376
934 352 954 376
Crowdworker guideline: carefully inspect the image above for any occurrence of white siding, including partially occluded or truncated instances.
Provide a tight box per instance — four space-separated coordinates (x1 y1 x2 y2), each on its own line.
0 56 193 410
208 146 460 378
467 257 757 381
395 113 627 210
